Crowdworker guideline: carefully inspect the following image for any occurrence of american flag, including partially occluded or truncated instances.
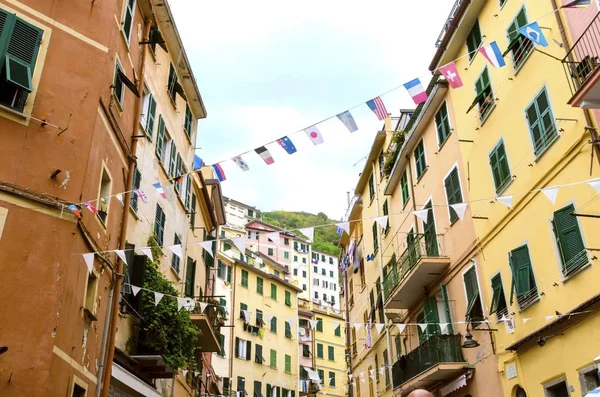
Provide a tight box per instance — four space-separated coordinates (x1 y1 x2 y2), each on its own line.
366 96 388 120
135 188 148 204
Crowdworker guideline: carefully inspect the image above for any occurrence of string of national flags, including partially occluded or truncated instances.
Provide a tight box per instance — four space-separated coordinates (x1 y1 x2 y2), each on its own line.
205 0 589 183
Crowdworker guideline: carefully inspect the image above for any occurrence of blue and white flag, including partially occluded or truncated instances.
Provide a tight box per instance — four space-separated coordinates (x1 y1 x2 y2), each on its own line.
518 22 548 47
336 110 358 132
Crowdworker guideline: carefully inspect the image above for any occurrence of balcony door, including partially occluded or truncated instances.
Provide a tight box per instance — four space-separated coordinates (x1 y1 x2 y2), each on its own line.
423 201 439 256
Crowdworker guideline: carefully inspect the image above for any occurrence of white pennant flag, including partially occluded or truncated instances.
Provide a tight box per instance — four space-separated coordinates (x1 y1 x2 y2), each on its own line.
439 323 449 333
332 321 340 331
231 237 246 254
266 232 280 246
588 179 600 194
497 195 513 208
374 216 389 229
184 298 195 311
375 323 385 333
168 244 182 259
266 314 274 323
131 285 141 296
348 374 353 380
243 310 252 321
194 371 200 377
139 247 153 261
418 323 428 332
115 250 128 265
82 253 95 273
177 297 186 311
298 227 314 242
154 292 164 306
309 319 318 329
379 367 385 375
450 203 468 222
413 208 429 222
287 317 295 325
545 315 555 322
523 318 531 324
336 222 350 235
542 187 559 205
198 241 214 258
396 324 406 333
183 370 188 377
199 302 208 313
353 323 362 331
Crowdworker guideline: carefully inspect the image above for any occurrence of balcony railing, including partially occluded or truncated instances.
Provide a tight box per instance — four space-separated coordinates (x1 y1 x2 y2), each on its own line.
562 11 600 96
383 233 444 299
392 334 465 387
435 0 467 48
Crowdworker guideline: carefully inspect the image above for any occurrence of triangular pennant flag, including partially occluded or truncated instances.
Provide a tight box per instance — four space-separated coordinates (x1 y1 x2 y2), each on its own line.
287 317 295 325
374 216 389 229
168 244 182 259
450 203 468 222
587 179 600 194
82 253 95 273
184 298 195 311
154 292 164 306
523 318 531 324
243 310 252 321
348 374 353 380
194 371 200 377
396 324 406 333
336 222 350 235
198 241 214 258
545 315 555 322
139 248 153 261
375 323 385 333
418 323 428 332
337 110 359 132
116 193 124 206
379 367 385 375
183 370 189 377
199 302 208 313
309 319 318 329
266 314 274 323
131 286 141 296
353 323 362 331
177 297 186 311
542 187 559 205
440 323 449 333
115 250 128 265
413 209 429 222
266 231 280 246
332 321 340 331
298 227 314 242
497 195 513 208
231 237 246 254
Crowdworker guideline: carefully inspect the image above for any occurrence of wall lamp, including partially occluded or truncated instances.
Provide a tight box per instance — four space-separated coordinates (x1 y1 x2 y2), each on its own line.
462 320 498 351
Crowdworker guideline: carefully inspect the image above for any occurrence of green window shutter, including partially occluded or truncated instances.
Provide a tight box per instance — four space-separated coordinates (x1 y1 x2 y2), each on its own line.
526 89 556 155
257 277 263 294
130 167 141 210
184 104 192 136
382 200 389 231
173 154 182 192
369 174 375 199
154 205 165 245
316 318 323 332
155 116 165 159
285 321 291 338
0 11 12 58
168 143 177 177
4 17 43 92
440 283 453 334
444 168 463 222
372 221 378 252
270 349 276 368
328 346 334 360
401 170 410 205
122 0 135 42
284 251 289 259
329 371 336 386
218 333 225 356
423 295 440 335
435 102 451 145
318 370 324 384
146 94 156 138
489 141 511 193
489 274 507 315
553 204 587 275
270 283 277 300
466 20 482 60
226 265 232 283
241 269 248 287
285 291 291 306
270 316 277 333
509 245 536 300
217 260 223 279
184 257 196 297
463 267 483 321
415 140 426 178
317 343 323 358
184 175 192 210
285 355 291 373
189 193 196 229
334 325 341 337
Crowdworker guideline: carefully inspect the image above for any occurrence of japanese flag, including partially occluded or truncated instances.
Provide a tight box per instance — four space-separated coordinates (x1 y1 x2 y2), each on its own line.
304 126 324 145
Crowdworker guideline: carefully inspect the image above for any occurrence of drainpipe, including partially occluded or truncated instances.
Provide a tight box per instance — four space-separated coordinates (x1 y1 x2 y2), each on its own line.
551 0 600 165
371 161 395 390
405 154 420 234
98 18 152 397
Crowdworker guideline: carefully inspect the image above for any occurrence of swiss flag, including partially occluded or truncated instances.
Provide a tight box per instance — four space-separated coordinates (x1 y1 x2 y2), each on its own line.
439 61 463 89
304 125 324 145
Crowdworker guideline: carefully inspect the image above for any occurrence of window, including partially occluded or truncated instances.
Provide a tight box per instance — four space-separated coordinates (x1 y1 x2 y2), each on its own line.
184 174 193 212
173 153 182 190
285 354 291 374
0 10 44 113
489 140 512 193
284 238 289 245
235 337 251 360
506 7 533 70
302 284 306 291
334 325 341 337
552 204 587 276
323 281 328 288
293 269 298 276
270 283 277 300
526 88 557 156
223 378 230 396
322 293 327 301
463 267 483 322
241 269 248 287
329 371 336 387
313 278 319 286
368 366 374 397
302 344 310 357
544 379 570 397
248 209 254 217
284 251 289 259
314 291 318 299
269 349 277 369
579 364 600 395
285 321 292 338
317 343 324 358
466 20 482 61
302 257 307 264
318 370 324 385
500 0 507 6
84 271 98 316
184 104 193 138
302 270 306 277
383 350 390 387
97 168 112 224
400 170 410 206
435 102 451 145
121 0 136 43
329 257 333 265
414 140 427 179
372 221 379 252
130 167 141 211
113 60 125 107
294 255 298 262
327 346 334 361
72 384 86 397
369 174 375 201
254 381 263 397
167 63 179 104
154 205 166 245
509 245 538 309
394 335 401 360
270 316 277 333
375 354 380 383
218 333 226 356
321 254 325 262
240 303 247 320
256 310 263 326
321 268 326 275
471 67 494 121
444 167 463 223
382 200 390 232
142 91 157 139
285 291 291 306
184 257 196 298
238 377 246 396
256 277 263 295
268 248 274 256
255 344 264 364
223 242 231 251
489 273 508 318
329 270 334 277
316 318 323 332
313 266 317 273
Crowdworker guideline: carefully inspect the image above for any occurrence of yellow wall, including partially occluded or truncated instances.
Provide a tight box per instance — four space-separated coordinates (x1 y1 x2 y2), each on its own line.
312 308 347 396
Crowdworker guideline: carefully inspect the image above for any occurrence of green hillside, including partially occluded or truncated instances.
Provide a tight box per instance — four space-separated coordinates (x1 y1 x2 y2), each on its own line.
262 211 341 256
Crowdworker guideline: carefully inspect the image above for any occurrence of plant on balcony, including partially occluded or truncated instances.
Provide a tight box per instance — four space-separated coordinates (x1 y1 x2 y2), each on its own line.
382 129 408 178
129 235 199 370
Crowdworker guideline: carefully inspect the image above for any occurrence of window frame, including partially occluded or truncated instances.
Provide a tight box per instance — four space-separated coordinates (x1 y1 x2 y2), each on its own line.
473 67 495 122
435 101 452 147
489 272 508 318
443 165 464 224
551 203 588 277
256 277 263 295
489 138 512 194
121 0 136 44
241 269 249 288
466 20 482 61
505 6 533 72
525 86 558 158
462 264 485 323
509 244 539 310
401 169 410 207
414 139 427 180
113 59 126 108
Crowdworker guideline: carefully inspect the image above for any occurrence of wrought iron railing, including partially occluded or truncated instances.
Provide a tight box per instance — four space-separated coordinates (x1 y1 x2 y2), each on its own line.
435 0 467 48
562 11 600 95
392 334 465 387
383 233 445 300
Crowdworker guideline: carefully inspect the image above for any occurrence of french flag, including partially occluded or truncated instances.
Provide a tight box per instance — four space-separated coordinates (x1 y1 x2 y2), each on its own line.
212 164 226 182
153 182 167 199
478 41 506 68
403 78 428 105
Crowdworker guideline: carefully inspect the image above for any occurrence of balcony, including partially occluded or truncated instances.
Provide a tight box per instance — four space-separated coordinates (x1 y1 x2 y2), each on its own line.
189 305 221 353
563 11 600 108
392 334 468 395
383 233 450 309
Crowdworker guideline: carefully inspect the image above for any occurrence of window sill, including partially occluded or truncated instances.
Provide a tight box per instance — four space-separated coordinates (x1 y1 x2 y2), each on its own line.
111 93 124 114
561 261 592 283
512 48 534 77
533 133 560 163
517 296 540 313
183 128 193 146
0 103 28 121
170 266 181 280
139 121 153 142
437 134 451 152
167 89 178 109
479 103 496 127
495 178 514 197
415 166 429 183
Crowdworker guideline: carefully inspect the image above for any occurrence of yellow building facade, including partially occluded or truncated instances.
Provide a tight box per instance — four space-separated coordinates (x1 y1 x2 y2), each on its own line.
312 305 347 396
430 0 600 396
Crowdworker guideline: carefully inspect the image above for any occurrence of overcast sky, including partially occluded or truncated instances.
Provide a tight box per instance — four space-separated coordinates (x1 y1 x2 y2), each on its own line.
169 0 453 219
